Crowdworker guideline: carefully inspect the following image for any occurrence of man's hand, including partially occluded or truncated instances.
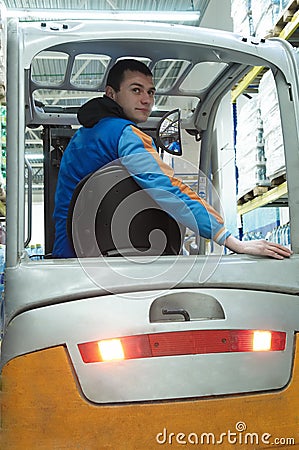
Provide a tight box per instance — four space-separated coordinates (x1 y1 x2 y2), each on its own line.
224 235 293 260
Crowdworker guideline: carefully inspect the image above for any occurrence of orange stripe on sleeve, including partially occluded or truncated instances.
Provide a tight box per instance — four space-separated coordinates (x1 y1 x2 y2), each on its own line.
131 126 224 225
131 126 174 177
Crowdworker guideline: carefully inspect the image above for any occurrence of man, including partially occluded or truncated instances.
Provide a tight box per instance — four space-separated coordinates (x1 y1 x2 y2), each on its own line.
52 59 292 260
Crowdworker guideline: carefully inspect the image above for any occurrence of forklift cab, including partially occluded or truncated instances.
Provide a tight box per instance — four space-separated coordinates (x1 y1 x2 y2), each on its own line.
42 108 183 257
1 16 299 450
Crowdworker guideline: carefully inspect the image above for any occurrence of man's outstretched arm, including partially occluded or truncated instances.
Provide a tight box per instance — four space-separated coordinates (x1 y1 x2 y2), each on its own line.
224 235 293 259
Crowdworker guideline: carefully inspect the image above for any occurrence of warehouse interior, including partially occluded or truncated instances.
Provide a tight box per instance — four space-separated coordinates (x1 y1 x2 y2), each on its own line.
0 0 297 251
1 3 299 446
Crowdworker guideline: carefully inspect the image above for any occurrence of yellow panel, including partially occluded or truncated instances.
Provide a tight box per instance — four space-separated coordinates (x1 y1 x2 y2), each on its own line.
237 181 288 215
1 338 299 449
279 9 299 40
231 66 265 103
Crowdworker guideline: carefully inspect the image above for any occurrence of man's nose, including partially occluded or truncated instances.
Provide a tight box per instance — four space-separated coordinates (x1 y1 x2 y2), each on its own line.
141 92 152 103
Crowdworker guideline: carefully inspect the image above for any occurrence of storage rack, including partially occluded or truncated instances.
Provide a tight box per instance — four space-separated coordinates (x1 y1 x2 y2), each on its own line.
232 0 298 217
232 0 299 104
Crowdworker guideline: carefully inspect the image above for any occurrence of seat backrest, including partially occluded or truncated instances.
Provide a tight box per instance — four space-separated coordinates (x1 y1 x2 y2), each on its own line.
67 164 185 257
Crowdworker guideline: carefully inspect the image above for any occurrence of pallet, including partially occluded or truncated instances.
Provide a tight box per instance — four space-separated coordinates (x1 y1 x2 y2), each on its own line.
237 170 287 205
270 170 287 186
271 0 299 36
237 185 270 205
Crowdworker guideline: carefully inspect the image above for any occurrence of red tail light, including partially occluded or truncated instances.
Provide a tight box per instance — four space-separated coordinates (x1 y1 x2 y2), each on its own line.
78 329 286 363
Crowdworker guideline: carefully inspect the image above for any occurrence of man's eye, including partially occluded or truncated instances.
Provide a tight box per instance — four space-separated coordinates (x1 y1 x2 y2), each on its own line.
148 90 155 97
132 88 140 93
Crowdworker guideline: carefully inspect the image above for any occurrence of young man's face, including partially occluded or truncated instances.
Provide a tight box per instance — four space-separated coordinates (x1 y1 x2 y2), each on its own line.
106 70 156 123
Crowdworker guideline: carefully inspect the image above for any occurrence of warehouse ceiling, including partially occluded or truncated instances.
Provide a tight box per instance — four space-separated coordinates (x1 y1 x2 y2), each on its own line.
1 0 213 164
1 0 208 25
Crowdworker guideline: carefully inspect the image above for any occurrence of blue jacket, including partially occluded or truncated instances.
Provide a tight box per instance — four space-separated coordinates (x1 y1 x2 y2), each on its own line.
53 97 230 258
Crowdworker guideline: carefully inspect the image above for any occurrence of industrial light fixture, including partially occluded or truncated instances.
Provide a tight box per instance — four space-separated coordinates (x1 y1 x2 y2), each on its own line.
7 9 200 23
25 154 44 160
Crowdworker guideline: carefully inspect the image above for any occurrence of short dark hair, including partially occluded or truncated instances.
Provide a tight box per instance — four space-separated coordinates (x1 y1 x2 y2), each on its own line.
106 59 153 91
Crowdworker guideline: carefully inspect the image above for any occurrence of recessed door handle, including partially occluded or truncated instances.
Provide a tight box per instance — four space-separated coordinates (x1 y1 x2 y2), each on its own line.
162 308 190 322
150 292 225 323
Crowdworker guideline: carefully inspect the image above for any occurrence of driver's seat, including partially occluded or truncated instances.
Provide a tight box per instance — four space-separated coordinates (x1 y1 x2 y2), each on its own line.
67 164 185 257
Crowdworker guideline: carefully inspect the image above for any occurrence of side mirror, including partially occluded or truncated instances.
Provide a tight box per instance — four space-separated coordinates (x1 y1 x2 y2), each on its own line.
156 108 182 156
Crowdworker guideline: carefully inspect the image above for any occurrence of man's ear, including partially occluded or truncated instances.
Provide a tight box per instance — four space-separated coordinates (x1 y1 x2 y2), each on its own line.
105 86 115 100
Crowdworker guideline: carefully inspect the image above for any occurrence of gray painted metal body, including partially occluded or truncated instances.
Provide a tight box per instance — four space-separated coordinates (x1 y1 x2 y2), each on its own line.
2 18 299 403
